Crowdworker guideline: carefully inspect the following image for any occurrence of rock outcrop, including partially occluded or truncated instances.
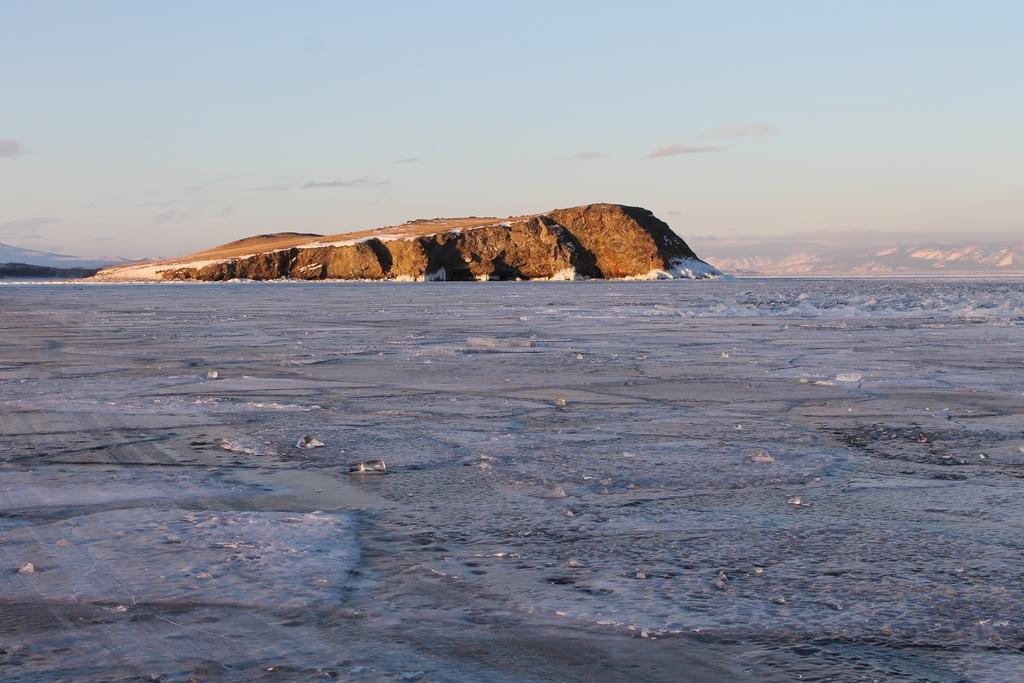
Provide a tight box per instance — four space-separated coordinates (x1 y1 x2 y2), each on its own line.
94 204 720 281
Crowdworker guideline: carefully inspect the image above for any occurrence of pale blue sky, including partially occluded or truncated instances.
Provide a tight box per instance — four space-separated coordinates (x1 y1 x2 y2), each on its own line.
1 1 1022 258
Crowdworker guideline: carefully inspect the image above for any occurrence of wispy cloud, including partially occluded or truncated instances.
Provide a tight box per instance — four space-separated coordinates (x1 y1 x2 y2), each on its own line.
301 177 389 189
0 140 23 159
697 123 777 140
249 176 390 192
135 197 233 223
0 217 63 240
249 184 294 192
393 157 421 164
646 144 727 159
153 207 198 224
564 152 608 161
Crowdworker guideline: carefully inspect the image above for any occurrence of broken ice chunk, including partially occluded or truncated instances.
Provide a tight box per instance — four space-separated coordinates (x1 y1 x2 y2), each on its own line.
18 562 35 574
540 481 566 499
554 397 566 406
348 459 387 475
467 337 534 348
206 371 218 379
296 434 324 449
751 448 775 463
835 372 861 382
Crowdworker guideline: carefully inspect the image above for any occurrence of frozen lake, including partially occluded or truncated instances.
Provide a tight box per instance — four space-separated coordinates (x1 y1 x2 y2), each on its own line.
2 279 1023 682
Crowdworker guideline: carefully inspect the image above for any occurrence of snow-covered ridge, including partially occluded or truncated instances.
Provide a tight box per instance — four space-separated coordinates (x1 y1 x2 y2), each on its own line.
293 220 515 249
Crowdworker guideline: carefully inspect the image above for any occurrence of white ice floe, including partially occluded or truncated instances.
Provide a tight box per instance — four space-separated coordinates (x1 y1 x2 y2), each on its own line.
296 434 325 448
220 437 276 456
466 337 535 349
540 481 566 498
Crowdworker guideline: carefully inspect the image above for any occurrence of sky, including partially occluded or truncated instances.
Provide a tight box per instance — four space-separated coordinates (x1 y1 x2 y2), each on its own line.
1 1 1022 259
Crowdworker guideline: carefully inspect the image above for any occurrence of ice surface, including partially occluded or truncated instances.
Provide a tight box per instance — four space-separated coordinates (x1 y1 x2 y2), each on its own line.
9 509 356 608
1 278 1023 681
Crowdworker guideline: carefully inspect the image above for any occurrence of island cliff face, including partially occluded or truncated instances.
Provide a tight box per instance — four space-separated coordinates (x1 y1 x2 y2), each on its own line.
96 204 720 281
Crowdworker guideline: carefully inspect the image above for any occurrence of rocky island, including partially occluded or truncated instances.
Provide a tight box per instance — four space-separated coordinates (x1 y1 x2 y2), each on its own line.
94 203 720 282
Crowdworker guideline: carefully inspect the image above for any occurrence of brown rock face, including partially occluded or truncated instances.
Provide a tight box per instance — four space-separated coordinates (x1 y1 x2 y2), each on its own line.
96 204 719 282
546 205 701 279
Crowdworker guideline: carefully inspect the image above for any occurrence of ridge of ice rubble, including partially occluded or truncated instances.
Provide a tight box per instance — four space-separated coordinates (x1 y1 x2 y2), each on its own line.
643 285 1024 319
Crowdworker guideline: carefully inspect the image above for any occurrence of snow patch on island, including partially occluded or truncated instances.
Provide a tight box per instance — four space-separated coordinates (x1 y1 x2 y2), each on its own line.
622 258 722 280
92 259 233 282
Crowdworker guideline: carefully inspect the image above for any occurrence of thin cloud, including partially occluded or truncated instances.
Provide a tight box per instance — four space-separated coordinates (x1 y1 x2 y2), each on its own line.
249 176 390 191
393 157 421 164
249 184 294 192
646 144 727 159
301 177 389 189
153 207 198 224
0 140 23 159
697 123 777 140
564 152 608 161
0 217 63 239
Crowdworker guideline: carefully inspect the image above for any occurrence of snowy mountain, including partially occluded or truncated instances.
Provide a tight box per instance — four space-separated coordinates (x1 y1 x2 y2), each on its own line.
0 242 137 270
689 236 1024 276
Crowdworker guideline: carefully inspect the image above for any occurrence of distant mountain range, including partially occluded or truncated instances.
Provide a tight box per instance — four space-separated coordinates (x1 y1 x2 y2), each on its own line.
688 236 1024 276
0 242 141 278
